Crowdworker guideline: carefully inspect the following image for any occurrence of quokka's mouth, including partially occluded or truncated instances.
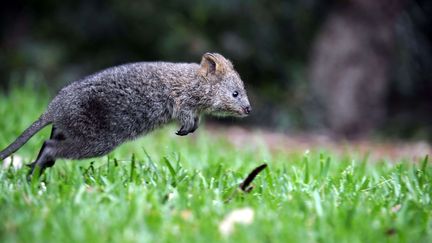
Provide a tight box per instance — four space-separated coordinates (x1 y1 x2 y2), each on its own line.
242 106 251 115
234 109 250 118
234 106 251 117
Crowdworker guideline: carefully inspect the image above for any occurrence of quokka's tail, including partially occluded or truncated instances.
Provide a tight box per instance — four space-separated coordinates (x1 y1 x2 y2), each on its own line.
0 113 52 160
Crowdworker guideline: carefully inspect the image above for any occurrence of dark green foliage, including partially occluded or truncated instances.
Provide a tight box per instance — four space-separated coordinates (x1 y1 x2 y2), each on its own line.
1 0 432 136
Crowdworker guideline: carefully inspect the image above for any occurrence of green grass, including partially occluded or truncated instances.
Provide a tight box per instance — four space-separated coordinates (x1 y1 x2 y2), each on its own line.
1 87 431 243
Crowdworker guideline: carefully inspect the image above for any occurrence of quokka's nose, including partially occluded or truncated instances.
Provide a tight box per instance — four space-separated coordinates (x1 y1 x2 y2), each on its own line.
244 106 252 114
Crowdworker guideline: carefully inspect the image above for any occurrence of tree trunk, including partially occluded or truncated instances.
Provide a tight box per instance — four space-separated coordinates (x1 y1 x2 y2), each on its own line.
309 0 403 138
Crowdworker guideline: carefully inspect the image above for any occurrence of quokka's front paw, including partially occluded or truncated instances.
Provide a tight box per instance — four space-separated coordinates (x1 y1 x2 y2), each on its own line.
176 116 199 136
176 127 190 136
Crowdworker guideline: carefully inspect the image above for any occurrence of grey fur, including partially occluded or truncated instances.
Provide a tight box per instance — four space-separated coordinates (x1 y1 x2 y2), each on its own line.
0 113 51 160
0 53 251 177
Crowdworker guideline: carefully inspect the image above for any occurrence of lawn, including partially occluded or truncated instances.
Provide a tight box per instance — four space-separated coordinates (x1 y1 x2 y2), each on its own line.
0 87 431 243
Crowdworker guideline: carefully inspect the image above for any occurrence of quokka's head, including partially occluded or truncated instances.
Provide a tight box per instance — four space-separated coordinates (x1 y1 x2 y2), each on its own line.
198 52 251 117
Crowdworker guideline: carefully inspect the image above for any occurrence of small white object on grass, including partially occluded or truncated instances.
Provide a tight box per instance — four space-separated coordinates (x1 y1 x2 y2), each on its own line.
38 182 47 196
391 204 402 213
2 155 24 170
219 207 255 236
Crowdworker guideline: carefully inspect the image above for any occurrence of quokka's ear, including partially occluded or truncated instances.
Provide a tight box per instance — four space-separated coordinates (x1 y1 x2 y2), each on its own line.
199 53 231 76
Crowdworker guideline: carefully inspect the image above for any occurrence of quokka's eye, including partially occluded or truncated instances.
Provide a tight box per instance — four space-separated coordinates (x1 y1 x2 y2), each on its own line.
232 91 239 98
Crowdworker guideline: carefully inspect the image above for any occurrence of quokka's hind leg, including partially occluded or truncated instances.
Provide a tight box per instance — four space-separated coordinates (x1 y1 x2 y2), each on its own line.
28 132 117 179
27 126 65 178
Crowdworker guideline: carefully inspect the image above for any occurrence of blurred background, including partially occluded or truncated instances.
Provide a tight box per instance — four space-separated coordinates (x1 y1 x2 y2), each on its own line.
0 0 431 140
